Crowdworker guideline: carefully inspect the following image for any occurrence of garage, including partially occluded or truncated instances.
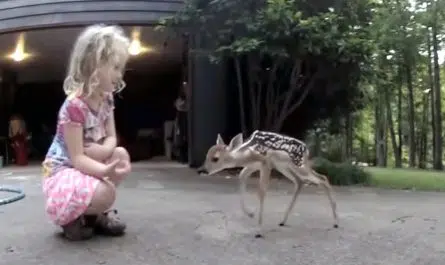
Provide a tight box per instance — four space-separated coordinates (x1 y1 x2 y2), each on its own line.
0 26 189 166
0 0 231 168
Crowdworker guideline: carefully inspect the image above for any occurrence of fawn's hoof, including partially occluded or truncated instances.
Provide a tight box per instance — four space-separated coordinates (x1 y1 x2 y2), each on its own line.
279 222 285 227
333 224 339 228
254 233 263 238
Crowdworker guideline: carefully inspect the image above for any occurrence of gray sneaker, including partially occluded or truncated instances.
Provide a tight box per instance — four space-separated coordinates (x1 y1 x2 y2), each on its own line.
61 216 94 241
84 209 126 236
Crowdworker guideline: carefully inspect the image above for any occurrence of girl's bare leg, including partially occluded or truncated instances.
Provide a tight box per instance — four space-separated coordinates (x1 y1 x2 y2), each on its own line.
63 177 117 241
83 147 130 236
84 180 116 215
83 177 126 236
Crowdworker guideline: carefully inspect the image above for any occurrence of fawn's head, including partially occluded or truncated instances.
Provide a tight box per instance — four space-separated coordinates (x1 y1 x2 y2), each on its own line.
201 133 244 175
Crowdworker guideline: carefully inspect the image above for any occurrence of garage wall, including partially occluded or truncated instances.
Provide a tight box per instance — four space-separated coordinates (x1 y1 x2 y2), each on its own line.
0 0 184 33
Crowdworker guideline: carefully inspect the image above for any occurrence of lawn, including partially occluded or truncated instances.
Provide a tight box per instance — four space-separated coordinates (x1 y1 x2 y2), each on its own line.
366 167 445 192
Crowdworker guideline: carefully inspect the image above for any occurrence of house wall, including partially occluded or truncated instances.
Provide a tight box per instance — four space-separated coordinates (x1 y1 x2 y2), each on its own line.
0 0 184 33
187 34 228 167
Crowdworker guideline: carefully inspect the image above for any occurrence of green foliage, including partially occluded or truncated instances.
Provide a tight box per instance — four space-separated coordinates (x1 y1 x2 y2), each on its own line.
354 0 445 169
159 0 373 65
305 116 368 163
157 0 445 171
312 157 371 186
305 130 346 163
158 0 375 134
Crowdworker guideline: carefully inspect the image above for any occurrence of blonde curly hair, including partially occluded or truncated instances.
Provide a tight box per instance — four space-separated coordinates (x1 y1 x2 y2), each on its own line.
63 24 131 97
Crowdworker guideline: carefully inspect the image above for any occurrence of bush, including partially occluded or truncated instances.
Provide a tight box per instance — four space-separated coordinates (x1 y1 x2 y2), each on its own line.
311 157 371 186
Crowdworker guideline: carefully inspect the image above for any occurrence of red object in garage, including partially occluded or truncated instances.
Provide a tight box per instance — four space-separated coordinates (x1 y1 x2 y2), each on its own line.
10 134 28 166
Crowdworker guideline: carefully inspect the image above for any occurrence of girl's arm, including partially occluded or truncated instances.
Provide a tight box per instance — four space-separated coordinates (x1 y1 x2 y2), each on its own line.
102 110 117 153
64 123 116 177
63 99 116 177
97 93 118 158
84 95 117 162
84 142 110 162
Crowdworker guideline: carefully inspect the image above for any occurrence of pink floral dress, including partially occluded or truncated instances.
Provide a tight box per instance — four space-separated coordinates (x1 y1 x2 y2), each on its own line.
42 93 114 226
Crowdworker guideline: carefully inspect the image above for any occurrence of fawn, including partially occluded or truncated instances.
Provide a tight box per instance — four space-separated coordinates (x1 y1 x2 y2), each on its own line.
200 130 339 238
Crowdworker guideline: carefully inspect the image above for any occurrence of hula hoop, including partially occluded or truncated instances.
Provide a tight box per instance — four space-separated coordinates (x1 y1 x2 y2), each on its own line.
0 186 25 205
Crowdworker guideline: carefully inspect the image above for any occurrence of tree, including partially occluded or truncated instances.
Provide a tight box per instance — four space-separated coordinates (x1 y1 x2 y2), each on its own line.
157 0 374 136
414 0 444 169
430 0 443 170
369 0 428 168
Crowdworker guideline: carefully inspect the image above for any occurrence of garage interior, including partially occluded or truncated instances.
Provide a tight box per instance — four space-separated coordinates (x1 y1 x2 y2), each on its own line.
0 26 188 166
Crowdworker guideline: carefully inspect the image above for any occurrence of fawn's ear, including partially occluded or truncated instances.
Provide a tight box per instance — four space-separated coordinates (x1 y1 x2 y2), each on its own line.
216 133 225 145
228 133 243 151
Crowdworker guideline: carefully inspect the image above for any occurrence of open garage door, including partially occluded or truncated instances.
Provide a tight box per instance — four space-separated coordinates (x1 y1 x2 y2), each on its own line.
0 26 188 166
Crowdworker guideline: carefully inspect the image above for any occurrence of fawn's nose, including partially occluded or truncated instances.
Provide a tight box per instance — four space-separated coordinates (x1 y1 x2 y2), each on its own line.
196 166 208 175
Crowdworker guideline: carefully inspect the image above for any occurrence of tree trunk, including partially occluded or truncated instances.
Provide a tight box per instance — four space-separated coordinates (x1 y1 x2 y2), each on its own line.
345 113 353 159
234 58 248 136
384 83 401 168
432 15 443 170
246 55 259 131
419 92 429 169
427 29 436 168
314 131 321 157
397 69 403 167
272 59 311 132
405 62 416 168
375 92 387 167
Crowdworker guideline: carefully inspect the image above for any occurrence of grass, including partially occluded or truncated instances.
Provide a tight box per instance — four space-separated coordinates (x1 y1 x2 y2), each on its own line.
366 167 445 192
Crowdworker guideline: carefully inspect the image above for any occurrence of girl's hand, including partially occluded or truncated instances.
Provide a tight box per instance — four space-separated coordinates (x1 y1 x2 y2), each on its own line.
114 159 131 176
102 177 116 188
100 159 120 177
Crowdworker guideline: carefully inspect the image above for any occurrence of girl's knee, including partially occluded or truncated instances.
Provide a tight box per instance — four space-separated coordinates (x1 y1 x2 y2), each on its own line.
113 147 130 160
86 182 116 214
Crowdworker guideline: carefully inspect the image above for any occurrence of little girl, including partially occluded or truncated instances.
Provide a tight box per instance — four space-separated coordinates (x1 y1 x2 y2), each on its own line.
42 24 132 241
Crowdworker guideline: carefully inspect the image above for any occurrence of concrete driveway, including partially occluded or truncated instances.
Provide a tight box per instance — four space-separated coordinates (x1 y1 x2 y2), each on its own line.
1 162 445 265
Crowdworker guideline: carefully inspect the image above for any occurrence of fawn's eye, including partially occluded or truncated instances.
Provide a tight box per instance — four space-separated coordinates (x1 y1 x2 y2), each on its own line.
211 157 219 163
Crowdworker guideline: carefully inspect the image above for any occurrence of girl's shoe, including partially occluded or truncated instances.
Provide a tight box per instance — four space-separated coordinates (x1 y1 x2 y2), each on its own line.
84 209 126 236
61 216 94 241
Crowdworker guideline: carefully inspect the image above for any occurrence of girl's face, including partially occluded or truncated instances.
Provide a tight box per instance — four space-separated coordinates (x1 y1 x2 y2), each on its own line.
97 57 126 93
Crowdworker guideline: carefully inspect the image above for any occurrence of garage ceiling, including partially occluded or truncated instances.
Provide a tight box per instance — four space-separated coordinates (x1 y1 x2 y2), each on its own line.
0 25 183 83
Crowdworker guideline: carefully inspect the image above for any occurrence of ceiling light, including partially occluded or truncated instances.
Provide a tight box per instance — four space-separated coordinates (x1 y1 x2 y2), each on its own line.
8 32 31 62
129 39 142 55
128 27 153 56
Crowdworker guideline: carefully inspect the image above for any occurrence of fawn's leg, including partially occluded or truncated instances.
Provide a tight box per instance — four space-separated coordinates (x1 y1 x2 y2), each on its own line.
238 166 257 218
310 169 339 228
274 165 303 227
255 164 271 238
292 163 339 228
